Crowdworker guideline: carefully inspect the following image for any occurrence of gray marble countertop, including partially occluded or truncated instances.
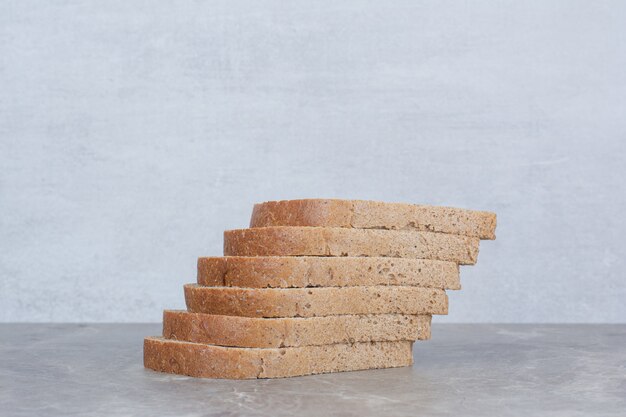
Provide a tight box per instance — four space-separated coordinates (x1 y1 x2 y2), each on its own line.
1 324 624 417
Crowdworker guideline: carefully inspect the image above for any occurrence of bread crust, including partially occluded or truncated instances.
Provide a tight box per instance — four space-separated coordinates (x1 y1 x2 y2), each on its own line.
184 284 448 317
144 336 414 379
198 256 460 289
163 310 431 348
250 199 496 240
224 226 480 265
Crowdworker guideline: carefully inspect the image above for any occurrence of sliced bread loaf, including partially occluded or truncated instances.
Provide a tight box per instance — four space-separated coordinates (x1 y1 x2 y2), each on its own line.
224 227 479 264
251 199 496 240
163 310 431 348
184 284 448 317
198 256 460 289
144 337 413 379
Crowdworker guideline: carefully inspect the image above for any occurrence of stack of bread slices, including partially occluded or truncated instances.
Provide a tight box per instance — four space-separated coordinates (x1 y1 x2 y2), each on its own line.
144 199 496 379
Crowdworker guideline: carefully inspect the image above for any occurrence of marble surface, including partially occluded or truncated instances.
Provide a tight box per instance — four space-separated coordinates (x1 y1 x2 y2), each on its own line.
4 1 626 324
1 324 625 417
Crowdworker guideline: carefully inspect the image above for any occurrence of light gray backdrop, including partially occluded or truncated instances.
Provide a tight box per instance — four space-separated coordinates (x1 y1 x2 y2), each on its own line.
1 1 625 323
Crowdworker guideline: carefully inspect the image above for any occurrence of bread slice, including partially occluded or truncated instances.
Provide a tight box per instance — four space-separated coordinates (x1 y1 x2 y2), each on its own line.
163 310 431 348
224 227 479 265
250 199 496 240
184 284 448 317
198 256 460 290
144 336 413 379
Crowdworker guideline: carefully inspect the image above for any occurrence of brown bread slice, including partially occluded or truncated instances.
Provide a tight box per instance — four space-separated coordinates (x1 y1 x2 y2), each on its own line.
184 284 448 317
224 227 479 265
163 310 431 348
198 256 460 290
250 199 496 240
144 337 413 379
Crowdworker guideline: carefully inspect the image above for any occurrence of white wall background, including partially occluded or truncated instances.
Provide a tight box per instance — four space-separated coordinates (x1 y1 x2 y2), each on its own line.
1 1 625 323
